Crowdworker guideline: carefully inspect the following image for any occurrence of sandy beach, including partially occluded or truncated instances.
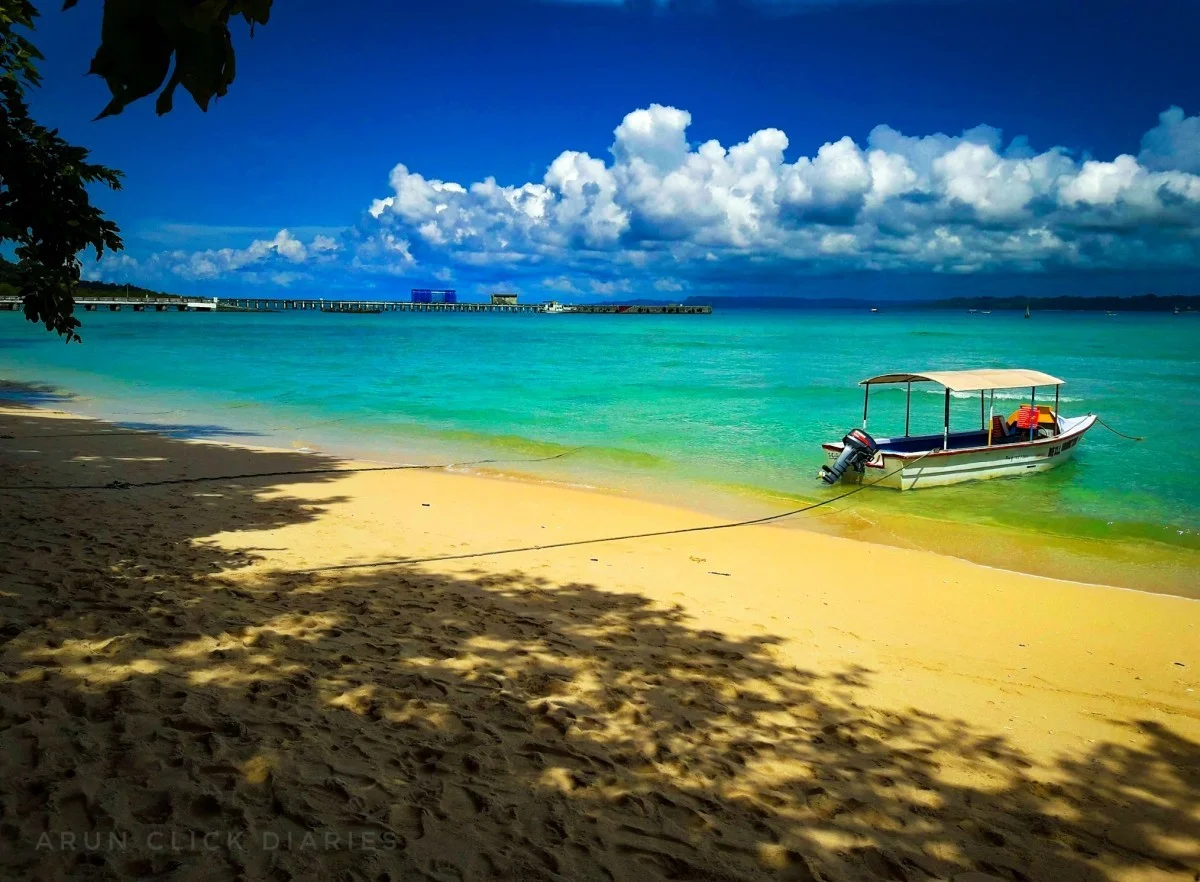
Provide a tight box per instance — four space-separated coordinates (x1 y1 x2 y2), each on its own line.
1 400 1197 881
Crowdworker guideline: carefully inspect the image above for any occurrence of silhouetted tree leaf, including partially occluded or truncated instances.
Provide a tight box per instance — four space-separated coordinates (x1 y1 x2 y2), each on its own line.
173 18 235 112
154 68 180 115
76 0 271 118
89 0 173 119
2 1 122 341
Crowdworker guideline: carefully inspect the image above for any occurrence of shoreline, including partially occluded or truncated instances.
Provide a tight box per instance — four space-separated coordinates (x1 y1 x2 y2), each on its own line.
2 400 1198 880
4 376 1197 599
11 397 1195 604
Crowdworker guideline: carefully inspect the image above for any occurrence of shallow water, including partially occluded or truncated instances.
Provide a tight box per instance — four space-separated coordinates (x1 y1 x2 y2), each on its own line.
2 306 1197 592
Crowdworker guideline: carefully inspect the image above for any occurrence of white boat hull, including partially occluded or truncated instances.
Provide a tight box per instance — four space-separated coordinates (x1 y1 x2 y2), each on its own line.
821 415 1096 490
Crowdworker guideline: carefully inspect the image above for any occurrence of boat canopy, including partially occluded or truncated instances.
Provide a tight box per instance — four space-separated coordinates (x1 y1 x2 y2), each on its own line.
859 368 1063 392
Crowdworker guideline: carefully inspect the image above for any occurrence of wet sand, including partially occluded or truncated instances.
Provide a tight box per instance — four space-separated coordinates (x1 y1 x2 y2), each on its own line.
1 402 1197 881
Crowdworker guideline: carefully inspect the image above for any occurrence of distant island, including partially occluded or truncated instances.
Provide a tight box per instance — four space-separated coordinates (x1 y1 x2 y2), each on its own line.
680 294 1200 312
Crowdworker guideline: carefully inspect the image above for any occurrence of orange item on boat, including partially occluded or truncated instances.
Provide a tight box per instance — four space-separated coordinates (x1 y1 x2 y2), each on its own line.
1016 405 1040 429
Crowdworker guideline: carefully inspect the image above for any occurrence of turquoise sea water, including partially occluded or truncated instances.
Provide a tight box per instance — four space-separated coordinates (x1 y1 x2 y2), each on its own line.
2 307 1198 587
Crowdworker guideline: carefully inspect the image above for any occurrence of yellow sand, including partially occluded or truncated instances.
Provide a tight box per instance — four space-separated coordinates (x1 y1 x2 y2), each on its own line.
1 403 1197 881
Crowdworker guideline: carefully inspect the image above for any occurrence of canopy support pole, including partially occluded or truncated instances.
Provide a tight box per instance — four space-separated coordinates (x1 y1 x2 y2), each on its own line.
1030 386 1037 441
862 383 870 430
943 388 950 450
1054 385 1060 435
904 382 911 437
987 389 995 446
980 390 985 429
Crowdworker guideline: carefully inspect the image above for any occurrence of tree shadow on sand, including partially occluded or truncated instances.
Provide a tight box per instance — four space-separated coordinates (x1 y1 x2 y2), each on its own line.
0 406 1197 881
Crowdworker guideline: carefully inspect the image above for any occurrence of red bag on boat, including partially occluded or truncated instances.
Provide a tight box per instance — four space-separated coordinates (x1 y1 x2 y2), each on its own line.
1016 405 1039 429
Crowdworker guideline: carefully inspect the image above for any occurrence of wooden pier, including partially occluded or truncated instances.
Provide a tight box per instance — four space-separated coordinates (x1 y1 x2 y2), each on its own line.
1 295 711 316
219 298 544 313
210 299 713 315
567 304 712 315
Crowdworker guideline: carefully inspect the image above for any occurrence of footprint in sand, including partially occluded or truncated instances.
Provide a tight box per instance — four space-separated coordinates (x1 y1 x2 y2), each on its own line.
130 791 174 825
439 783 486 820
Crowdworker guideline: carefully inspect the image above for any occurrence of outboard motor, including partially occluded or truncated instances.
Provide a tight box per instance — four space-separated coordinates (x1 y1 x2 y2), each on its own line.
819 429 878 485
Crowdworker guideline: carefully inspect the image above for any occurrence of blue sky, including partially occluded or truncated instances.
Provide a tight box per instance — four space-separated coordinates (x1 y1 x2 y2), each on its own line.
26 0 1200 300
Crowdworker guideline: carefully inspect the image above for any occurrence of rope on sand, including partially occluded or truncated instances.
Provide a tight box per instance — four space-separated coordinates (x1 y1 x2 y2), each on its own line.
0 449 585 492
0 414 353 439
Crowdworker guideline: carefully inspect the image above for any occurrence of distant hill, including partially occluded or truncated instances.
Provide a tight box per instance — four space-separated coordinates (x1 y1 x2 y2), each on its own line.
681 296 884 309
0 258 182 300
683 293 1200 312
75 279 185 300
914 293 1199 312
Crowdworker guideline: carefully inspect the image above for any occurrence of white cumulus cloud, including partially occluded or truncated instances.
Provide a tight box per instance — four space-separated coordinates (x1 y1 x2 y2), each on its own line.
89 229 331 284
1140 106 1200 174
359 104 1200 281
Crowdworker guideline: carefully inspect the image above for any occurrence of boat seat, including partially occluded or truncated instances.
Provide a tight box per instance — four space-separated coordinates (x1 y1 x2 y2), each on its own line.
990 415 1014 443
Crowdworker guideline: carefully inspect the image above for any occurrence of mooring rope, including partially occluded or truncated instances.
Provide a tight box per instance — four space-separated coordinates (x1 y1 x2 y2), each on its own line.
1092 415 1145 442
302 451 936 573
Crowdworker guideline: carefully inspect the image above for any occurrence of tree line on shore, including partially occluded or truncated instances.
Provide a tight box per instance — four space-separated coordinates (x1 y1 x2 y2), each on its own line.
0 258 182 302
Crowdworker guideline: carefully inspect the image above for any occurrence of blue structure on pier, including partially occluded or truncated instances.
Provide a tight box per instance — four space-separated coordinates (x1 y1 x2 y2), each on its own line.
411 289 456 304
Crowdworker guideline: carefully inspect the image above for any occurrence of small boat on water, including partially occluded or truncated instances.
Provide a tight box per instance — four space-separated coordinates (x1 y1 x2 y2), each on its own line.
819 368 1096 490
1024 304 1031 319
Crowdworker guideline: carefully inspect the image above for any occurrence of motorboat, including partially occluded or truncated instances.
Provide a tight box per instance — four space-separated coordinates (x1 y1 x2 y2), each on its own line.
819 368 1096 490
